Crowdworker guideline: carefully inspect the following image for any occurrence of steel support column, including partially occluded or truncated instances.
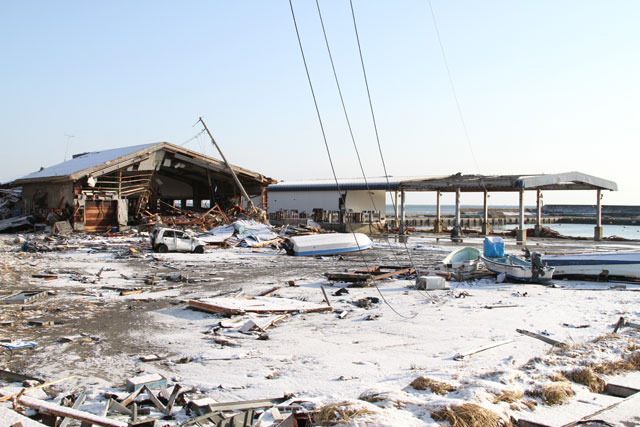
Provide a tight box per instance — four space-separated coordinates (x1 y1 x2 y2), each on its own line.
534 189 542 237
399 190 406 235
482 191 489 235
516 189 526 245
435 191 442 232
594 189 603 241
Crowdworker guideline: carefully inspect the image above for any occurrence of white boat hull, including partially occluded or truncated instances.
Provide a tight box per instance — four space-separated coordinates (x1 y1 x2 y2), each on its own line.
442 247 481 273
288 233 373 256
481 255 554 283
543 251 640 279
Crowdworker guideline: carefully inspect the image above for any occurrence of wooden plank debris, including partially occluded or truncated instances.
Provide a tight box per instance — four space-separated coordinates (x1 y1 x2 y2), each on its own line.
325 265 416 285
120 386 144 407
188 297 332 316
17 395 128 427
516 329 567 348
320 286 331 307
239 315 288 334
614 316 640 333
143 385 166 413
0 375 76 402
59 392 87 427
202 396 289 412
257 286 281 297
164 384 182 415
31 273 58 280
108 398 133 416
453 339 515 361
28 319 54 327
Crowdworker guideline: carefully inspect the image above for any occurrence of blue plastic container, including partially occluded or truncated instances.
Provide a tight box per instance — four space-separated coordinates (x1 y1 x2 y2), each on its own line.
483 236 505 257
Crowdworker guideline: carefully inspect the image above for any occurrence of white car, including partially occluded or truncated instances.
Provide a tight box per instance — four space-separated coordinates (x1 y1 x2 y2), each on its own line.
150 227 206 253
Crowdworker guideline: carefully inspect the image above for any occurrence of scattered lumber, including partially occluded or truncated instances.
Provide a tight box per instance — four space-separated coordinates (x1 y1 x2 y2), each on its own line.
188 297 332 315
516 329 567 348
453 339 515 361
17 395 128 427
325 265 416 284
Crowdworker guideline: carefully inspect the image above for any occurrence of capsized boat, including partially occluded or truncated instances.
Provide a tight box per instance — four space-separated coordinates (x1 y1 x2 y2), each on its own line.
442 247 481 273
543 251 640 280
481 253 555 284
285 232 373 256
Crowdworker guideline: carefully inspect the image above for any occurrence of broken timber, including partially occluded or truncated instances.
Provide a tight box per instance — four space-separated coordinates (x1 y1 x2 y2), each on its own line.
613 316 640 333
188 297 332 316
17 395 128 427
516 329 567 348
453 339 515 361
325 265 416 284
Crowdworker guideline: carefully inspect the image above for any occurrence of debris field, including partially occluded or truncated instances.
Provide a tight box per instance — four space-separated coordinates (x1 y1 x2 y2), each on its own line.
1 230 640 426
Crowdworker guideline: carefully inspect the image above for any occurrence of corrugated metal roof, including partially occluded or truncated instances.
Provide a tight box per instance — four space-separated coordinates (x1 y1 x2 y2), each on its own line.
268 176 436 192
270 172 617 193
17 143 158 181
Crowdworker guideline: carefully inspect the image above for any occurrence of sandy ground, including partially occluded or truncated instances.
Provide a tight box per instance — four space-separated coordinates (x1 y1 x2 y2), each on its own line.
1 231 639 426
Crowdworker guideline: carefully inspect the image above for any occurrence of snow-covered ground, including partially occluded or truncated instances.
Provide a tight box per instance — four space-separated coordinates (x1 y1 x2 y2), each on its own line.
1 232 639 426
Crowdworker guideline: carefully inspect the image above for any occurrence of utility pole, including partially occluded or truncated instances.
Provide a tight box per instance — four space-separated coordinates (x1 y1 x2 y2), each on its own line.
198 117 258 212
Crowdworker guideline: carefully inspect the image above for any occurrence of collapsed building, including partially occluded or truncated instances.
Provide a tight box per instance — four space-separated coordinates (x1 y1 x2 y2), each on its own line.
11 142 275 232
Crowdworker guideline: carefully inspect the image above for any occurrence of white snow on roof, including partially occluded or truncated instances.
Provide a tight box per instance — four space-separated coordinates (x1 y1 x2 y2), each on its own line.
270 176 437 187
18 143 159 180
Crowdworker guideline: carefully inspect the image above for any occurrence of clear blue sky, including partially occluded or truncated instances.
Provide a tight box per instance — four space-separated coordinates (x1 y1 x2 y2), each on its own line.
2 1 638 206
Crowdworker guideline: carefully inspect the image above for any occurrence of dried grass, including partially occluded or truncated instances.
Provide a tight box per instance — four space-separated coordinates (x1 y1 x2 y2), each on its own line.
628 351 640 369
431 403 508 427
313 402 375 425
521 399 537 411
409 376 456 395
493 389 523 404
591 351 640 375
592 359 635 375
541 382 575 405
563 367 605 393
549 372 568 382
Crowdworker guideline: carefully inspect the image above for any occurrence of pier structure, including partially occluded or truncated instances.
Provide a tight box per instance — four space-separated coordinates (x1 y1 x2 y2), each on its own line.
397 172 617 243
267 172 617 242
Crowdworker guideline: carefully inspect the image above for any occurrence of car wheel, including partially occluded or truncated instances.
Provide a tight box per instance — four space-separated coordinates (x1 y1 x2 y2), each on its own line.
193 245 204 254
157 244 168 253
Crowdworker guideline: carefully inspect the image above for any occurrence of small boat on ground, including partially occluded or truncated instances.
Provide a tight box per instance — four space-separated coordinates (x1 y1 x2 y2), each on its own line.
442 247 481 273
285 232 373 256
542 251 640 280
480 237 553 283
481 254 555 284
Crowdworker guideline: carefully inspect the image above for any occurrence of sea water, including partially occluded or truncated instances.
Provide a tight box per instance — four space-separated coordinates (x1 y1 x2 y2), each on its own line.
386 205 640 240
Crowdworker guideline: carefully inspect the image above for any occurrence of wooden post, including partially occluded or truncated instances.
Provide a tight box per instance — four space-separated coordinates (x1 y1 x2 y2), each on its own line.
435 191 442 232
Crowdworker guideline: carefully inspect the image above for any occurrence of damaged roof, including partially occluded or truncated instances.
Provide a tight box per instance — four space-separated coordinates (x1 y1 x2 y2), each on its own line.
13 142 275 186
269 172 617 193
